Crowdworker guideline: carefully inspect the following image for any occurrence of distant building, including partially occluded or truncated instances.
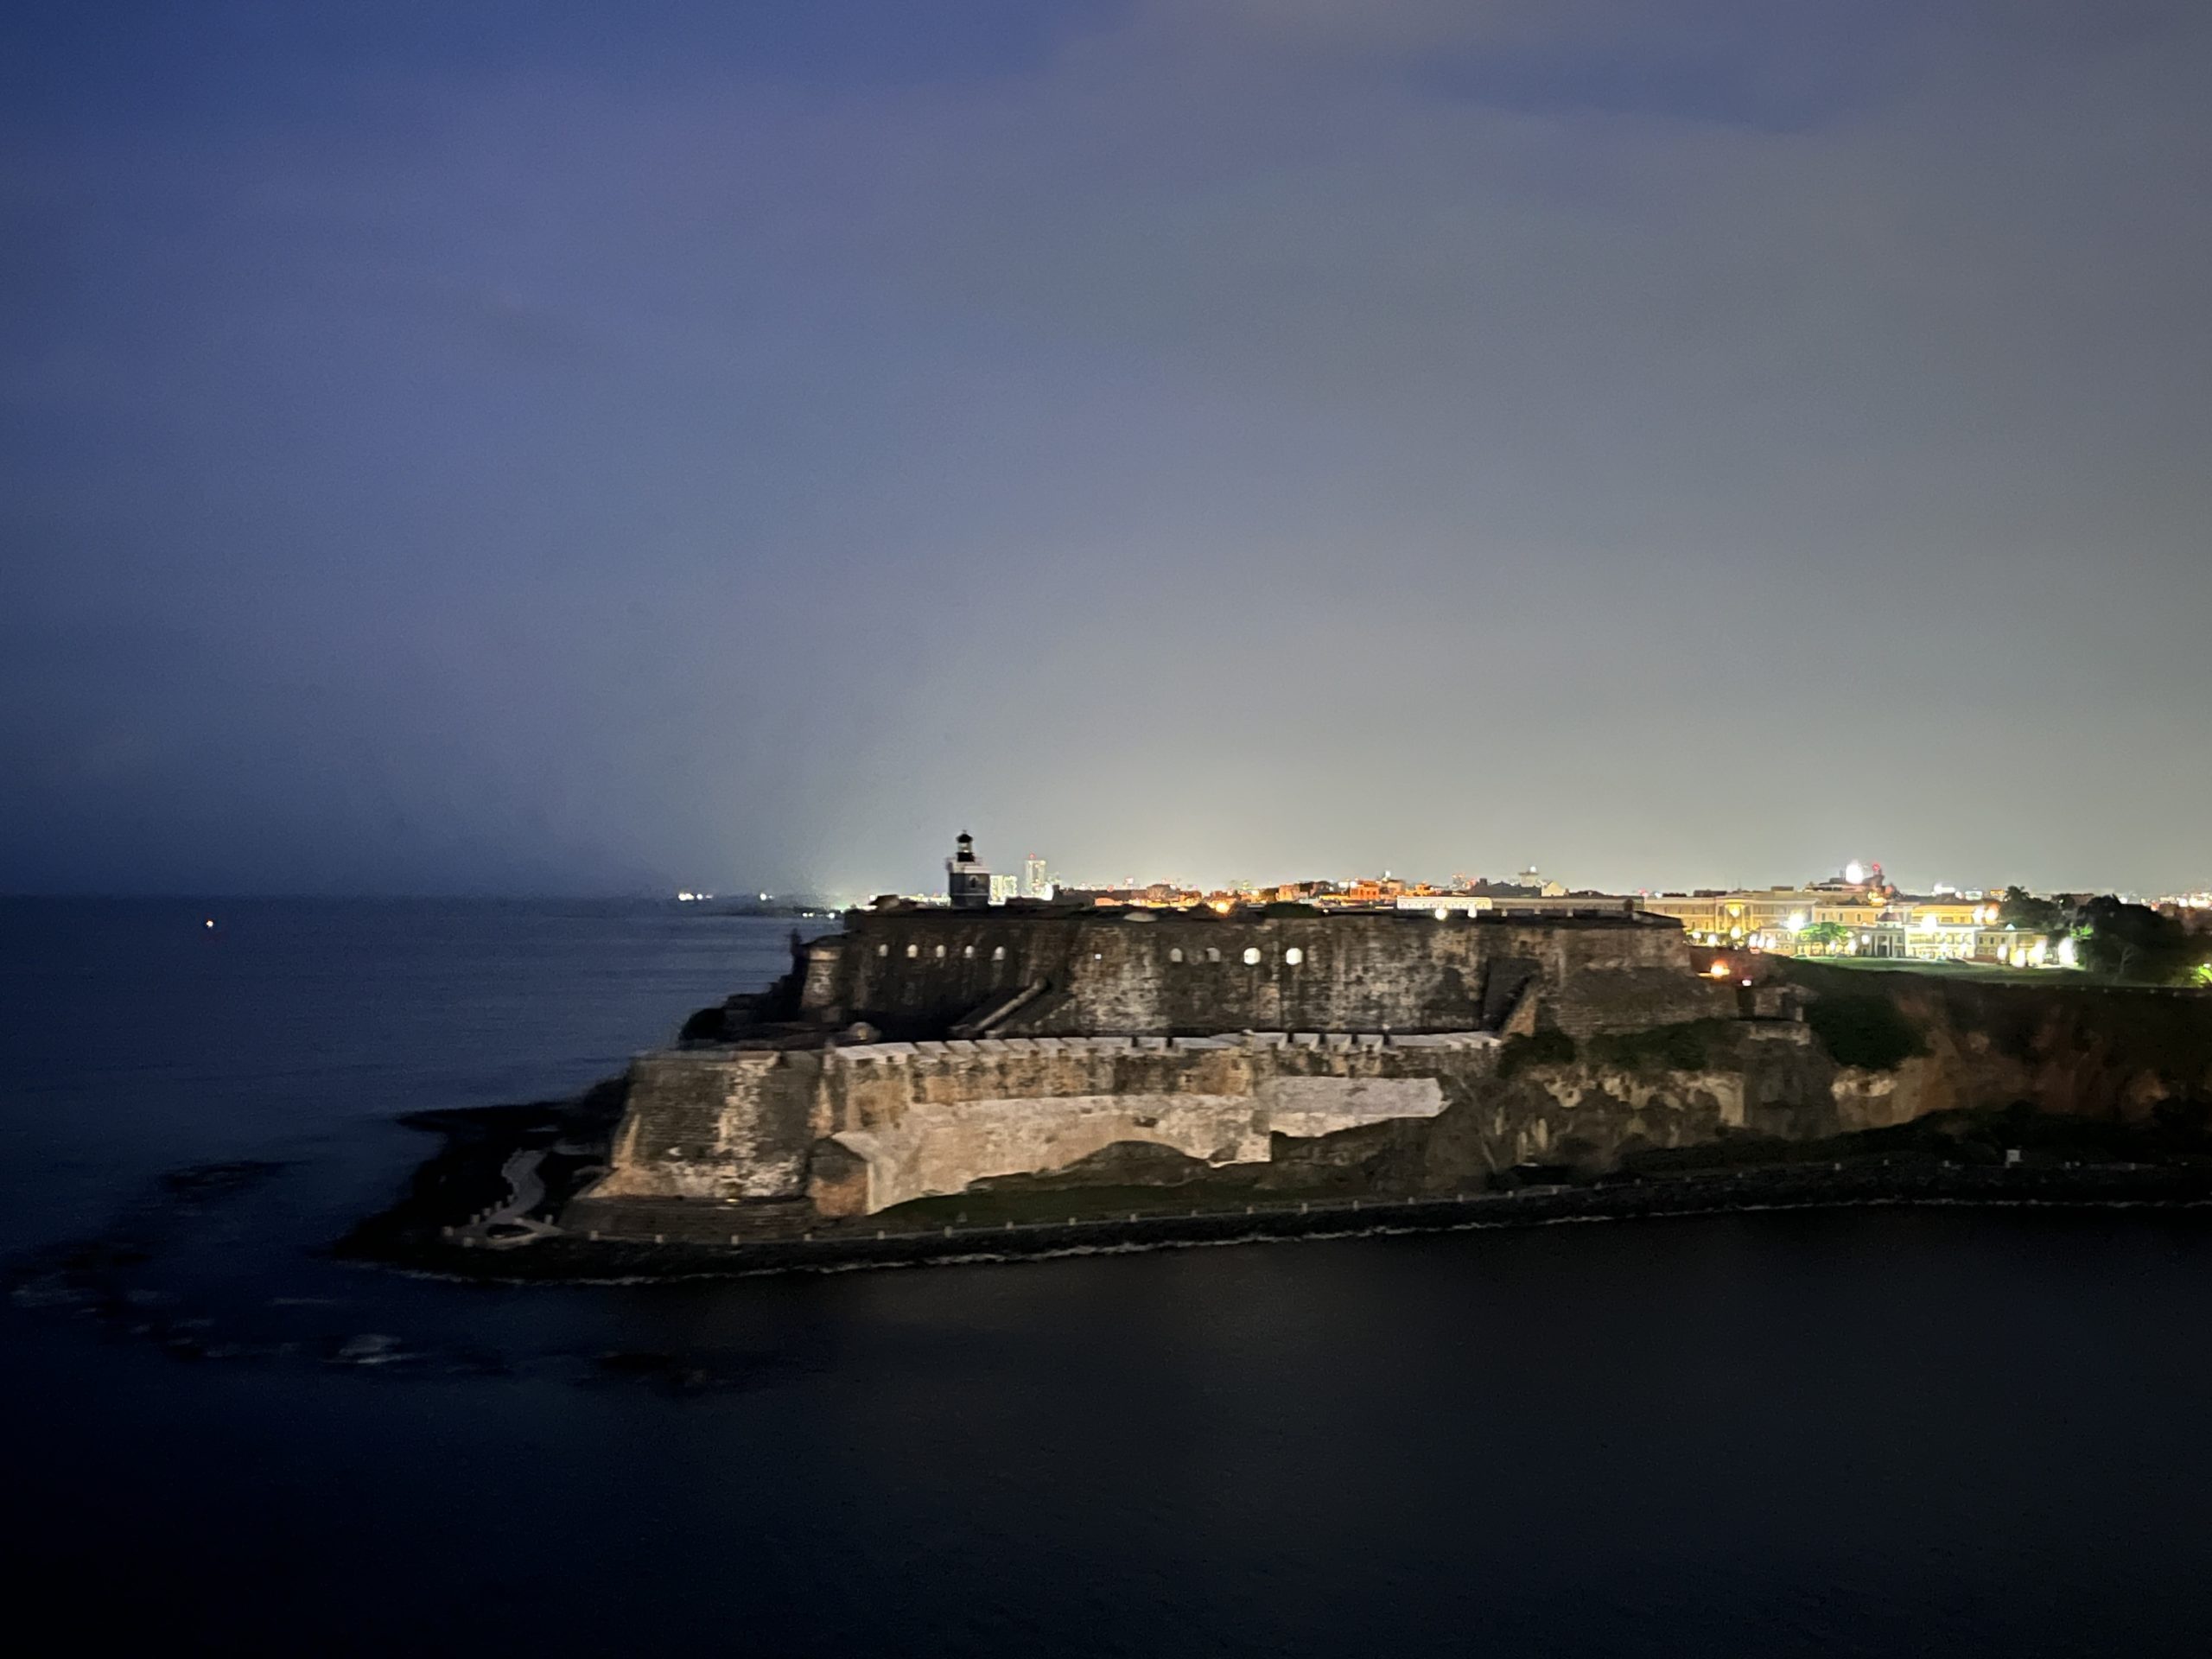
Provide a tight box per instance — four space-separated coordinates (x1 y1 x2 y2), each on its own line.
946 832 994 911
989 874 1020 905
1478 893 1641 918
1641 882 2001 961
1510 868 1569 898
1021 855 1052 900
1333 875 1408 908
1642 887 1883 945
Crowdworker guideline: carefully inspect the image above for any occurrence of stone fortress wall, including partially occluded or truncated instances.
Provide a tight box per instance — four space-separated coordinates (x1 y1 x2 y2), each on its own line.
592 1032 1510 1217
573 907 1751 1224
802 906 1723 1040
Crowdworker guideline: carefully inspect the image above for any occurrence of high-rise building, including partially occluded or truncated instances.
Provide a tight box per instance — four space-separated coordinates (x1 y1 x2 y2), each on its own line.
989 874 1020 904
1022 855 1051 899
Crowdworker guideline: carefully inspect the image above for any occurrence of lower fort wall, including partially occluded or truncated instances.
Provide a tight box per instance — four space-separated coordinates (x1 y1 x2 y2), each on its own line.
582 1033 1495 1216
596 1049 819 1202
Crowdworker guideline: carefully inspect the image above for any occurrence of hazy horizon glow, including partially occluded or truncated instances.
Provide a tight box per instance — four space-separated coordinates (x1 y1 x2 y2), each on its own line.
6 3 2209 899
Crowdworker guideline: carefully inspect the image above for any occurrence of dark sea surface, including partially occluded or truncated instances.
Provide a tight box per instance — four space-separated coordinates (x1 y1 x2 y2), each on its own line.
6 899 2212 1656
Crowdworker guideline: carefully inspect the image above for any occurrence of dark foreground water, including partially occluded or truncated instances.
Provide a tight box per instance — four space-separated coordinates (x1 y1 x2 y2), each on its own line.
6 899 2212 1656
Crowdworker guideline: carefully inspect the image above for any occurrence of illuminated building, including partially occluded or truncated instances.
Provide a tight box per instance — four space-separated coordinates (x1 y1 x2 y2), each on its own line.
1640 887 1886 949
1643 882 2012 961
1400 894 1494 915
1343 876 1408 906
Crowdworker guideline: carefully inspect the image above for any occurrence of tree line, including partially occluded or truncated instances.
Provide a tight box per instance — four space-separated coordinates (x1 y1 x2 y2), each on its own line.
1999 887 2212 987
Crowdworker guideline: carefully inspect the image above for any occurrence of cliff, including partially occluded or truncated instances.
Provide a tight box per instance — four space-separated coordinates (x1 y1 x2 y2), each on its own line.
1781 962 2212 1131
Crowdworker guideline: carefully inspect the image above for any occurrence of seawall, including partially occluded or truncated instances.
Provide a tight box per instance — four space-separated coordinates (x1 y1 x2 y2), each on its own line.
564 1016 1839 1236
578 1031 1497 1218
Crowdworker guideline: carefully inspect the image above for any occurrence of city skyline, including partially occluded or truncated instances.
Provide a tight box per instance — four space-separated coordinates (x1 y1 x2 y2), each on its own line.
765 842 2200 915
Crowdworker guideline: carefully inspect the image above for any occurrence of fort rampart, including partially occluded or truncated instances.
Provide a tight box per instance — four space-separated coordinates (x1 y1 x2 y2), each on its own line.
567 906 1754 1229
800 906 1720 1039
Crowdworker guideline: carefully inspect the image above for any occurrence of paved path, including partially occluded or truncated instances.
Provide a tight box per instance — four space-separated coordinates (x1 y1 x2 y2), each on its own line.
457 1149 557 1247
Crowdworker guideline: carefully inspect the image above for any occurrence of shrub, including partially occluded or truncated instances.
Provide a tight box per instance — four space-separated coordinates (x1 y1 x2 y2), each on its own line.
1806 993 1927 1071
1497 1028 1579 1078
2078 896 2198 982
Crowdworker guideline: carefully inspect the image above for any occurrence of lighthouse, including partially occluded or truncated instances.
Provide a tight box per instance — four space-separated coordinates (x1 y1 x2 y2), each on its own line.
946 832 994 911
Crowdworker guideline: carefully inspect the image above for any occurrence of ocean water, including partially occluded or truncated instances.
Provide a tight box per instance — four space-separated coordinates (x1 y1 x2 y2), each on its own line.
5 898 2212 1656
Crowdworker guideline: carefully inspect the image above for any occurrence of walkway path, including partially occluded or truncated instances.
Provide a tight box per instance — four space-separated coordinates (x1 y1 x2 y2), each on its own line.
454 1149 557 1248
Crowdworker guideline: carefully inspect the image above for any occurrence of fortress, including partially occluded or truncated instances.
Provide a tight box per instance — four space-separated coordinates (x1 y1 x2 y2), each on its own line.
344 840 2212 1273
563 838 1810 1236
796 897 1710 1043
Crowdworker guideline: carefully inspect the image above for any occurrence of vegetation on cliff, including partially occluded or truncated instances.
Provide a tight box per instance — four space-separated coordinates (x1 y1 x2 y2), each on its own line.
1780 957 2212 1153
1803 992 1929 1071
1497 1028 1578 1078
1956 982 2212 1079
2075 896 2210 984
1586 1019 1735 1073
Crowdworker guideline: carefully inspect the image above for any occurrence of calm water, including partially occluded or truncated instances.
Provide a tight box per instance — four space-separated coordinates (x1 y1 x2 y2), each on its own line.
5 899 2212 1655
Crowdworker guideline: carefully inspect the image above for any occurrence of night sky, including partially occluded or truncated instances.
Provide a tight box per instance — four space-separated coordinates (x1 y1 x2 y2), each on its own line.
6 2 2209 898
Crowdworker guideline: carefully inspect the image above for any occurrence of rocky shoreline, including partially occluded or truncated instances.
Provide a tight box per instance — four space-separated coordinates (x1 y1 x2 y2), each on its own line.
340 1111 2212 1282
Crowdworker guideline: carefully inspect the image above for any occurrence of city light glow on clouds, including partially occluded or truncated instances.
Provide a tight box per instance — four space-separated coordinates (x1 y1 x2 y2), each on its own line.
3 1 2209 894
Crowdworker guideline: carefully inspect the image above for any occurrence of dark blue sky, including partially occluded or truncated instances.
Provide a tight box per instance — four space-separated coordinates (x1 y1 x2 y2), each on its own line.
5 1 2209 897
